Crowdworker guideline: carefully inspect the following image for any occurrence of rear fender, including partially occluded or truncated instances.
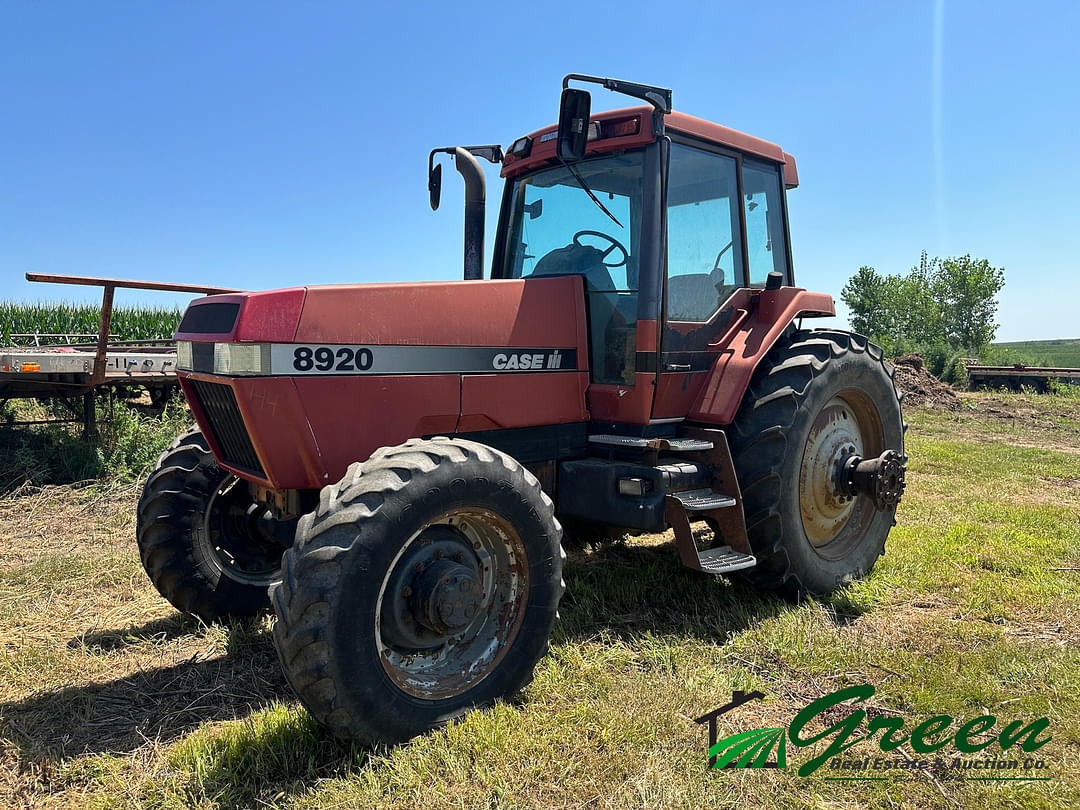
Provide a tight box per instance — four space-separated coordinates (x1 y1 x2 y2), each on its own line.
689 287 834 425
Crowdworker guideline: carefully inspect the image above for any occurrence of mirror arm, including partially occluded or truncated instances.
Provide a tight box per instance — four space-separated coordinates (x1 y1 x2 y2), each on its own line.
562 73 673 114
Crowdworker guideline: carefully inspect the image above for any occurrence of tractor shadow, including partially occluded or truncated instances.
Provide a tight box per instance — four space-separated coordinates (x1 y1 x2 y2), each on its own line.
2 616 364 807
0 617 292 762
556 538 869 644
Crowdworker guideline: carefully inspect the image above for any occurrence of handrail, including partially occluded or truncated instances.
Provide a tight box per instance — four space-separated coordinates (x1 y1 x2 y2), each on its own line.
25 272 240 296
25 272 243 384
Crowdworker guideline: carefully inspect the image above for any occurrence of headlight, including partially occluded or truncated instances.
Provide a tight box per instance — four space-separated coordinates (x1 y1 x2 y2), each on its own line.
213 343 271 375
176 341 193 370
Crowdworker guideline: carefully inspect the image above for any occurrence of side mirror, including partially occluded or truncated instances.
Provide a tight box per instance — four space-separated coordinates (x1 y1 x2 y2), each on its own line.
557 88 591 161
428 162 442 211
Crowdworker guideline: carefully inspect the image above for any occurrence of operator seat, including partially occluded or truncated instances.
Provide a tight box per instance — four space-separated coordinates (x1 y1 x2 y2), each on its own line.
667 266 733 321
527 242 630 383
526 243 616 292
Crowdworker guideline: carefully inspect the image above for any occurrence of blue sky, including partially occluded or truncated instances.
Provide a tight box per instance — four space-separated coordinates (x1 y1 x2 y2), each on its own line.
2 1 1077 342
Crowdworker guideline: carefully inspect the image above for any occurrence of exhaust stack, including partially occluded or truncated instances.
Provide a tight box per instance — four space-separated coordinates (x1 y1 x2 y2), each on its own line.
429 145 504 281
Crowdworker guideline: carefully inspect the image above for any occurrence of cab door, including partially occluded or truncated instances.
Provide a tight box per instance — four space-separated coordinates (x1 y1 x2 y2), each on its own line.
653 142 747 419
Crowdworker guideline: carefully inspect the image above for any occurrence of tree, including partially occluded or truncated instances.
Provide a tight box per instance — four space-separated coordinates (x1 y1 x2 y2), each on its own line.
840 266 890 339
936 255 1005 355
840 252 1005 357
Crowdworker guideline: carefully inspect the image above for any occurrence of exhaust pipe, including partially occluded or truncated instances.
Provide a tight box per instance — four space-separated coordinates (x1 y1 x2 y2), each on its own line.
453 147 485 281
428 145 503 281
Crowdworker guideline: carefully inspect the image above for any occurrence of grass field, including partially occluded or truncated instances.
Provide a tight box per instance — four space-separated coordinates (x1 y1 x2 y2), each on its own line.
1 391 1079 808
990 338 1080 368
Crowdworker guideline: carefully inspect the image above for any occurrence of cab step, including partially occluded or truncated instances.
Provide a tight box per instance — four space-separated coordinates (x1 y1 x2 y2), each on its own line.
697 545 757 574
588 434 715 452
588 434 649 448
674 488 736 511
663 438 714 452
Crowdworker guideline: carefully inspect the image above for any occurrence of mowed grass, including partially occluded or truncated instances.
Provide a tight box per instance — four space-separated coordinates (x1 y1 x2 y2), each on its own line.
1 395 1079 808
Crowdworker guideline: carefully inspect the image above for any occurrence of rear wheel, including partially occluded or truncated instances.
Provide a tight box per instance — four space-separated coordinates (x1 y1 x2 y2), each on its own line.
136 429 291 622
728 330 905 597
271 437 565 743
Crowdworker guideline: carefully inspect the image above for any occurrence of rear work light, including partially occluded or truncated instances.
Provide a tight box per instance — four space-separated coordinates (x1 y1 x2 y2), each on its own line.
585 117 640 142
601 117 640 138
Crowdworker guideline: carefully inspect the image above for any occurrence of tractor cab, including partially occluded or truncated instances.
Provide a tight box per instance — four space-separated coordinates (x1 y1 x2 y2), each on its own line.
486 76 817 427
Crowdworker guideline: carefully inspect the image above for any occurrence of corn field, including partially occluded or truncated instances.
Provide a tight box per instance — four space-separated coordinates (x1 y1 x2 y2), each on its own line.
0 301 182 344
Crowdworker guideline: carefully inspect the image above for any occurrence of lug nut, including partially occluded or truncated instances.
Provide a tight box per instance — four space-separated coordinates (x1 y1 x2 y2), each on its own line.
401 586 412 598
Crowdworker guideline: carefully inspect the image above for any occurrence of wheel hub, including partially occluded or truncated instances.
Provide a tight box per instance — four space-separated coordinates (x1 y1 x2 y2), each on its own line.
375 508 528 699
411 560 482 634
379 525 485 650
838 449 907 510
204 475 291 586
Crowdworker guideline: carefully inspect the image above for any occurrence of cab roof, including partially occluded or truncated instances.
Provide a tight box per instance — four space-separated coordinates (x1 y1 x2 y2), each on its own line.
502 106 798 188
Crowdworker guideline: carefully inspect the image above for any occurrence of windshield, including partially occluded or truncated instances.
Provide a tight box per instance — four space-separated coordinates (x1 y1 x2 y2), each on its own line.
502 152 646 386
503 152 645 291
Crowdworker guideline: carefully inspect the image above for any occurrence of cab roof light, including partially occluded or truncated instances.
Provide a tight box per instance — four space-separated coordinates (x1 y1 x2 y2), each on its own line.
509 136 532 158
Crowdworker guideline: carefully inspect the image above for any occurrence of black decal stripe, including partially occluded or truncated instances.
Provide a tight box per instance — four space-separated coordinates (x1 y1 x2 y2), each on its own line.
265 344 579 376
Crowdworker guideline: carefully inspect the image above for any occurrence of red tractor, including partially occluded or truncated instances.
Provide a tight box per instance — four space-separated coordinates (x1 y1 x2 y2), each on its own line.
137 75 906 744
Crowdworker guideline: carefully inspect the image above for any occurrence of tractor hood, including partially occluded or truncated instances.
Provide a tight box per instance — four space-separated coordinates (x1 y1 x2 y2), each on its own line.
173 277 590 490
175 278 586 348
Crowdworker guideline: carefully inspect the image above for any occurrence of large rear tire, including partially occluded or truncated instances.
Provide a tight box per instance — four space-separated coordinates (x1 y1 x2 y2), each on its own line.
136 428 291 622
271 437 565 744
728 330 905 598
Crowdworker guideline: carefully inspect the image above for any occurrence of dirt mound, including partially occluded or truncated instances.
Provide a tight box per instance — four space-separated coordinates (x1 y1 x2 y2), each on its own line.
893 353 962 410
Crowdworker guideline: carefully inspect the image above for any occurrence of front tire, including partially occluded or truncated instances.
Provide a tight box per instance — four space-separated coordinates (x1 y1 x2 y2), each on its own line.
728 330 905 597
271 437 565 744
136 428 291 622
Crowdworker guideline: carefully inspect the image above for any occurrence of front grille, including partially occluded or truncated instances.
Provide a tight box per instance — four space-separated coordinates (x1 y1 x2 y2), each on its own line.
189 379 265 476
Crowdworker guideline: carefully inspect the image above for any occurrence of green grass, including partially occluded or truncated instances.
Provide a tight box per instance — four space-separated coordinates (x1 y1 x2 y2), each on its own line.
0 300 182 344
989 338 1080 368
1 393 1079 808
0 396 192 489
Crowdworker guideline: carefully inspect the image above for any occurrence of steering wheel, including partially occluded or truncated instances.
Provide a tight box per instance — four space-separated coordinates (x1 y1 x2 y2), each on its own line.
711 240 734 281
573 230 629 268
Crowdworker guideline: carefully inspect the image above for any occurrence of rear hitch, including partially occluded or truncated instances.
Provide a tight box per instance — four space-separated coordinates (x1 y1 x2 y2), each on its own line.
838 449 907 511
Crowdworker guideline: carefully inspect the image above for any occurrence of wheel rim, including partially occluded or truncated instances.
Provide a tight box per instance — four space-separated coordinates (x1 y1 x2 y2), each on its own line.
799 392 884 557
375 508 529 700
202 475 290 586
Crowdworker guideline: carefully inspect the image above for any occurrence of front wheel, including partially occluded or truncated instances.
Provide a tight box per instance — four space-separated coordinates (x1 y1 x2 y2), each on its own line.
271 437 565 743
728 330 906 597
136 428 292 622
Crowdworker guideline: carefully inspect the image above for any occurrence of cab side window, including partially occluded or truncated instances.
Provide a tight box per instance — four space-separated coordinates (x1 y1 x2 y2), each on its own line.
742 159 789 286
666 144 744 322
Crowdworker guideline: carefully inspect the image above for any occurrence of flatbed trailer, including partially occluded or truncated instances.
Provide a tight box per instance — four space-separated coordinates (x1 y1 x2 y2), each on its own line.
1 274 239 428
966 364 1080 392
0 342 178 399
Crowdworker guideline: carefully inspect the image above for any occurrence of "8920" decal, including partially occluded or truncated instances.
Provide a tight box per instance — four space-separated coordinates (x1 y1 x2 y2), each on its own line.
292 345 373 372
